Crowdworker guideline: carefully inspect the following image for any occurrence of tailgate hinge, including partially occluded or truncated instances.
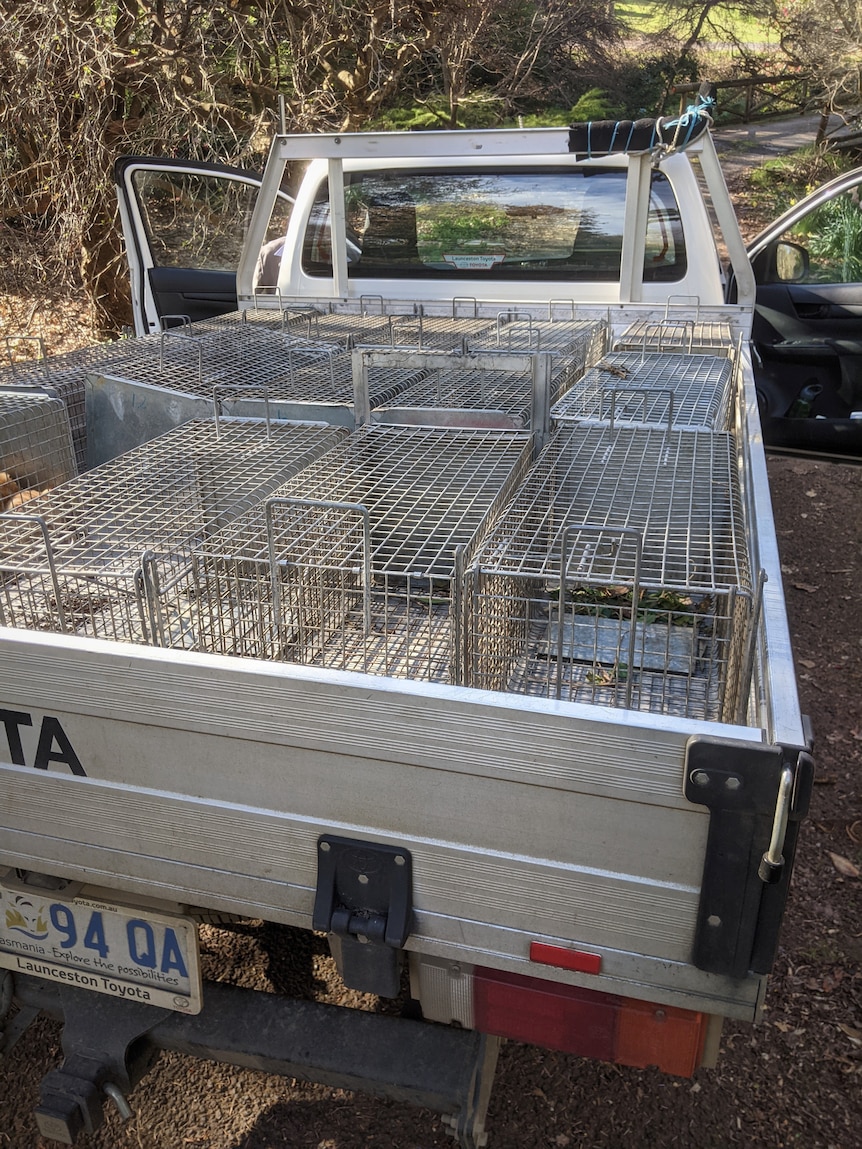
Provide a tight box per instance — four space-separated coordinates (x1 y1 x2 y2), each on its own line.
313 835 413 997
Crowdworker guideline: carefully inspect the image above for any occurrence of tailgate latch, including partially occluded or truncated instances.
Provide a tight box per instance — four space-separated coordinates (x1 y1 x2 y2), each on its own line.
313 835 413 997
685 734 815 979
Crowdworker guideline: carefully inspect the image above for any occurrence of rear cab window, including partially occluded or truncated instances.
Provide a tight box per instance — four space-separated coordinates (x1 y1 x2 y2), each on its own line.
300 168 686 283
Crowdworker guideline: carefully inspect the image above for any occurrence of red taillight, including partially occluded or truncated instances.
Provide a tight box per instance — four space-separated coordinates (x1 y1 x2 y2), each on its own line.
473 966 708 1077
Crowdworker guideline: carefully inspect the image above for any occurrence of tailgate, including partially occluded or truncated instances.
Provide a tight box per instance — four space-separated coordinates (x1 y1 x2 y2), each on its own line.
0 628 773 1020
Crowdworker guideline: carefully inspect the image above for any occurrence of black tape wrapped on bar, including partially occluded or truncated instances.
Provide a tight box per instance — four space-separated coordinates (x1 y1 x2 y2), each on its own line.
568 83 717 158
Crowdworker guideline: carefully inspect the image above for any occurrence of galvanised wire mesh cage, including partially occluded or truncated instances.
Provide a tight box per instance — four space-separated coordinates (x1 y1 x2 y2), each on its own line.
250 300 498 349
551 351 734 431
0 418 346 646
365 317 606 428
192 424 533 683
467 424 758 722
1 337 116 472
244 297 606 355
614 298 735 357
1 306 606 469
614 318 735 355
0 390 77 511
103 316 422 409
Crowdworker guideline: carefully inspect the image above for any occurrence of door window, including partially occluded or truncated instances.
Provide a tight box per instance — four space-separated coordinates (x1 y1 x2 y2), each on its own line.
301 168 686 282
779 185 862 284
132 170 262 271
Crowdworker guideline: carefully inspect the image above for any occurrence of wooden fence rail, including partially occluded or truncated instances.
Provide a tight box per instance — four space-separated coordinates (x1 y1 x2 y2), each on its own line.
669 74 812 122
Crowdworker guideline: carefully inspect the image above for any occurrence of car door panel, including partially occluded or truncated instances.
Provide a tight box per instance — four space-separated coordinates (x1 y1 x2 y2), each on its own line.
147 267 239 326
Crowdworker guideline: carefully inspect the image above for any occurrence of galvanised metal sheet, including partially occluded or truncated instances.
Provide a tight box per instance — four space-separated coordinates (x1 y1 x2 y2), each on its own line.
0 629 767 1017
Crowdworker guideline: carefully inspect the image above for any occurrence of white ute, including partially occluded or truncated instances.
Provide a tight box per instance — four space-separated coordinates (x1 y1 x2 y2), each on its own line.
0 93 812 1146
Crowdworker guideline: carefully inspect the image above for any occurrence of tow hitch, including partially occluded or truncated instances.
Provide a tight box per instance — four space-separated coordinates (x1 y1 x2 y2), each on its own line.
31 984 168 1143
12 973 501 1149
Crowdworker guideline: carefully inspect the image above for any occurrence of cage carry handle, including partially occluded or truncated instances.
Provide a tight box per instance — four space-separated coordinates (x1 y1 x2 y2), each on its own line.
557 524 644 710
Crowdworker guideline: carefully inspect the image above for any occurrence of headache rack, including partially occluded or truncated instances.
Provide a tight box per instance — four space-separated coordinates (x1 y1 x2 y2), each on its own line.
192 423 532 683
467 424 760 723
0 418 345 646
551 351 734 431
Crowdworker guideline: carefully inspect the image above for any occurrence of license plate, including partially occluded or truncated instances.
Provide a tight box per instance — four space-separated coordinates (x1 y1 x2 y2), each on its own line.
0 878 202 1013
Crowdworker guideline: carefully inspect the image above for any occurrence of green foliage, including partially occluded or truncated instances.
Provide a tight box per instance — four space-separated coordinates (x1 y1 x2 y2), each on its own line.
748 148 860 217
371 92 505 132
615 1 670 32
570 89 624 122
616 1 777 43
518 89 624 129
373 104 457 131
516 108 578 127
607 49 693 118
801 195 862 283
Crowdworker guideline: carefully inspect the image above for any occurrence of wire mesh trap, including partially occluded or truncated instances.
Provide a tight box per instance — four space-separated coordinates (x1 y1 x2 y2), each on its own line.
0 419 346 646
467 424 757 722
192 424 533 682
246 297 607 354
355 348 556 432
102 317 421 409
376 363 562 428
613 296 735 356
468 312 606 358
551 351 734 431
253 302 498 350
0 390 77 512
614 318 734 355
366 317 606 428
1 337 117 472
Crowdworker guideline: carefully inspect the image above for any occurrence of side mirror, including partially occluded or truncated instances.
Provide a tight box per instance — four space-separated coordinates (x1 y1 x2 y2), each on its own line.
773 240 809 283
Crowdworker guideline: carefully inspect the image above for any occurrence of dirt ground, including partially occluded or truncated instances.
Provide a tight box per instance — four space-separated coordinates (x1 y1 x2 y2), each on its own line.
0 122 860 1148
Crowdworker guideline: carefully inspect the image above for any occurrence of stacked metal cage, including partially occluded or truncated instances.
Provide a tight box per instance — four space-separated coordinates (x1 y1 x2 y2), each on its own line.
1 337 118 472
0 390 78 510
369 316 606 427
81 311 438 468
0 419 345 646
614 298 735 357
0 298 761 723
260 301 497 350
99 313 421 409
614 318 734 355
466 424 756 722
1 308 605 471
192 424 533 683
551 351 734 431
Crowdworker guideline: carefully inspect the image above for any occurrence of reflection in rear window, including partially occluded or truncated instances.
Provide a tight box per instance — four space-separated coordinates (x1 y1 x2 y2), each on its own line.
302 168 686 282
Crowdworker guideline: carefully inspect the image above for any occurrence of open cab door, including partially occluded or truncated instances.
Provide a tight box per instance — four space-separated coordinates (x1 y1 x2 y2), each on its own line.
115 157 292 335
745 164 862 457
